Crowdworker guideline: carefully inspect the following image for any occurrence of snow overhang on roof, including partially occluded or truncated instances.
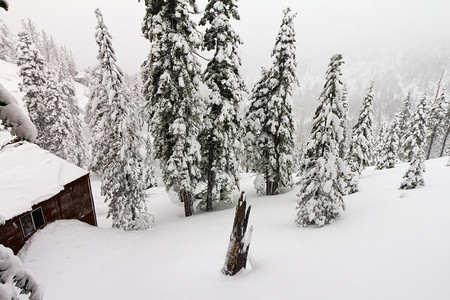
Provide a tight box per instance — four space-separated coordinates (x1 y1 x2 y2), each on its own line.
0 132 88 220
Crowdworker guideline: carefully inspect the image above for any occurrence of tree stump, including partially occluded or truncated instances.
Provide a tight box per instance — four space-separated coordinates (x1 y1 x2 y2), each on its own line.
222 191 253 276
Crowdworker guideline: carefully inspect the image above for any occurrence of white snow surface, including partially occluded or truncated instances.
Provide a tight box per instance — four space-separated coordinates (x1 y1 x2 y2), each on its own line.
16 157 450 300
0 132 87 220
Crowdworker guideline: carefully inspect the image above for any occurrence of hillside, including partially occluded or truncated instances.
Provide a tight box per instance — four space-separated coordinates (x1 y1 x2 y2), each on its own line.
18 158 450 300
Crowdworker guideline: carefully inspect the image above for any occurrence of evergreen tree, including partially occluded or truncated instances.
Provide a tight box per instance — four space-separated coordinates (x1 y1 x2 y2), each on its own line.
403 93 428 162
400 93 428 189
426 90 448 159
296 54 347 227
376 119 398 170
141 0 204 217
198 0 246 210
56 50 86 167
16 31 47 141
347 83 374 174
244 8 298 195
21 19 40 49
400 144 425 189
244 67 270 184
91 8 151 230
40 69 74 160
0 19 16 62
128 76 157 189
398 92 413 161
339 84 350 159
374 122 388 168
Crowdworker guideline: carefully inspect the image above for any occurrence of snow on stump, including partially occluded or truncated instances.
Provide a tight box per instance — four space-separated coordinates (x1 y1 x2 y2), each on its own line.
222 192 253 276
0 245 44 300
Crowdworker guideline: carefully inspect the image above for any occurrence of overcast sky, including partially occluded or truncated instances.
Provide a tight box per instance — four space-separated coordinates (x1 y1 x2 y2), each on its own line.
1 0 450 81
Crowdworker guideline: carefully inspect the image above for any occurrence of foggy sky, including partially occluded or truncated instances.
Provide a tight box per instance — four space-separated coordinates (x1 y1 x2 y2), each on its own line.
1 0 450 80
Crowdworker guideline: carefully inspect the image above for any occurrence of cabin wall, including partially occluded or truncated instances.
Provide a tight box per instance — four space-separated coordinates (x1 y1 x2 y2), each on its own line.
0 174 97 254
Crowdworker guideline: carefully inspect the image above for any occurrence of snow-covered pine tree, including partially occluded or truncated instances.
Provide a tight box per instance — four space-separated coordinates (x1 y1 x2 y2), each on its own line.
400 144 425 189
0 19 16 62
403 93 428 162
16 31 47 141
376 118 398 170
374 122 388 169
141 0 204 217
426 90 448 159
347 83 374 174
339 84 350 159
198 0 246 210
296 54 347 227
244 8 298 195
398 92 413 161
128 76 157 189
56 50 86 167
21 19 40 50
441 98 450 157
39 69 74 160
91 8 151 230
244 67 271 189
400 93 428 189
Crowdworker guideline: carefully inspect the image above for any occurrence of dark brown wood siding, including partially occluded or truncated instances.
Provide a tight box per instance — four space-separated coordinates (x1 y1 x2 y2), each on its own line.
0 174 97 254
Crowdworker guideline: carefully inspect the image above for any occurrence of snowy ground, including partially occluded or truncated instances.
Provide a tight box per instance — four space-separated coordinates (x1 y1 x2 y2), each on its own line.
17 158 450 300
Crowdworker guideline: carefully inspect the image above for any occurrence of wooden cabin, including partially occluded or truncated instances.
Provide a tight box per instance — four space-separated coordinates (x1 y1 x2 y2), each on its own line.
0 137 97 254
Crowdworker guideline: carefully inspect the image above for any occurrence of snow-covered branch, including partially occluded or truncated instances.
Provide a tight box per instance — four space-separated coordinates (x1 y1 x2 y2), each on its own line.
0 83 37 142
0 245 44 300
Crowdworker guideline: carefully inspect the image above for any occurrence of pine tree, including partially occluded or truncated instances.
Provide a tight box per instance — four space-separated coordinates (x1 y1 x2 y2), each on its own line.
403 93 428 162
141 0 204 217
400 144 425 189
16 31 47 141
244 67 271 189
339 84 350 159
374 122 388 168
198 0 246 210
400 93 428 189
376 119 398 170
426 90 448 159
0 19 16 62
398 92 413 161
91 8 151 230
347 83 374 174
56 50 86 167
128 76 157 189
296 54 347 227
244 8 298 195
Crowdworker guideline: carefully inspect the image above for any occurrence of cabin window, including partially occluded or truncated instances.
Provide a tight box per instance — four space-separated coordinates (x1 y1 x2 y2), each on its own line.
19 207 45 238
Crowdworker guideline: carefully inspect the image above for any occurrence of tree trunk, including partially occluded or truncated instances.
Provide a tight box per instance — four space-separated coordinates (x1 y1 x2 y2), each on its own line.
206 170 213 212
426 126 437 160
222 192 252 276
440 125 450 157
180 190 193 217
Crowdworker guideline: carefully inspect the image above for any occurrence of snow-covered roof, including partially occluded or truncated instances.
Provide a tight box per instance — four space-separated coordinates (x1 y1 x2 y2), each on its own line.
0 132 88 220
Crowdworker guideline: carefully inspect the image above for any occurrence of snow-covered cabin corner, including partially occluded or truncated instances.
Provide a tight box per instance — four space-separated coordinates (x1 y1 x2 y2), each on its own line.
0 132 97 253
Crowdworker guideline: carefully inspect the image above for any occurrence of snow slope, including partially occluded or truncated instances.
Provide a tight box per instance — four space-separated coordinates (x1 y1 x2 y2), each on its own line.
18 158 450 300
